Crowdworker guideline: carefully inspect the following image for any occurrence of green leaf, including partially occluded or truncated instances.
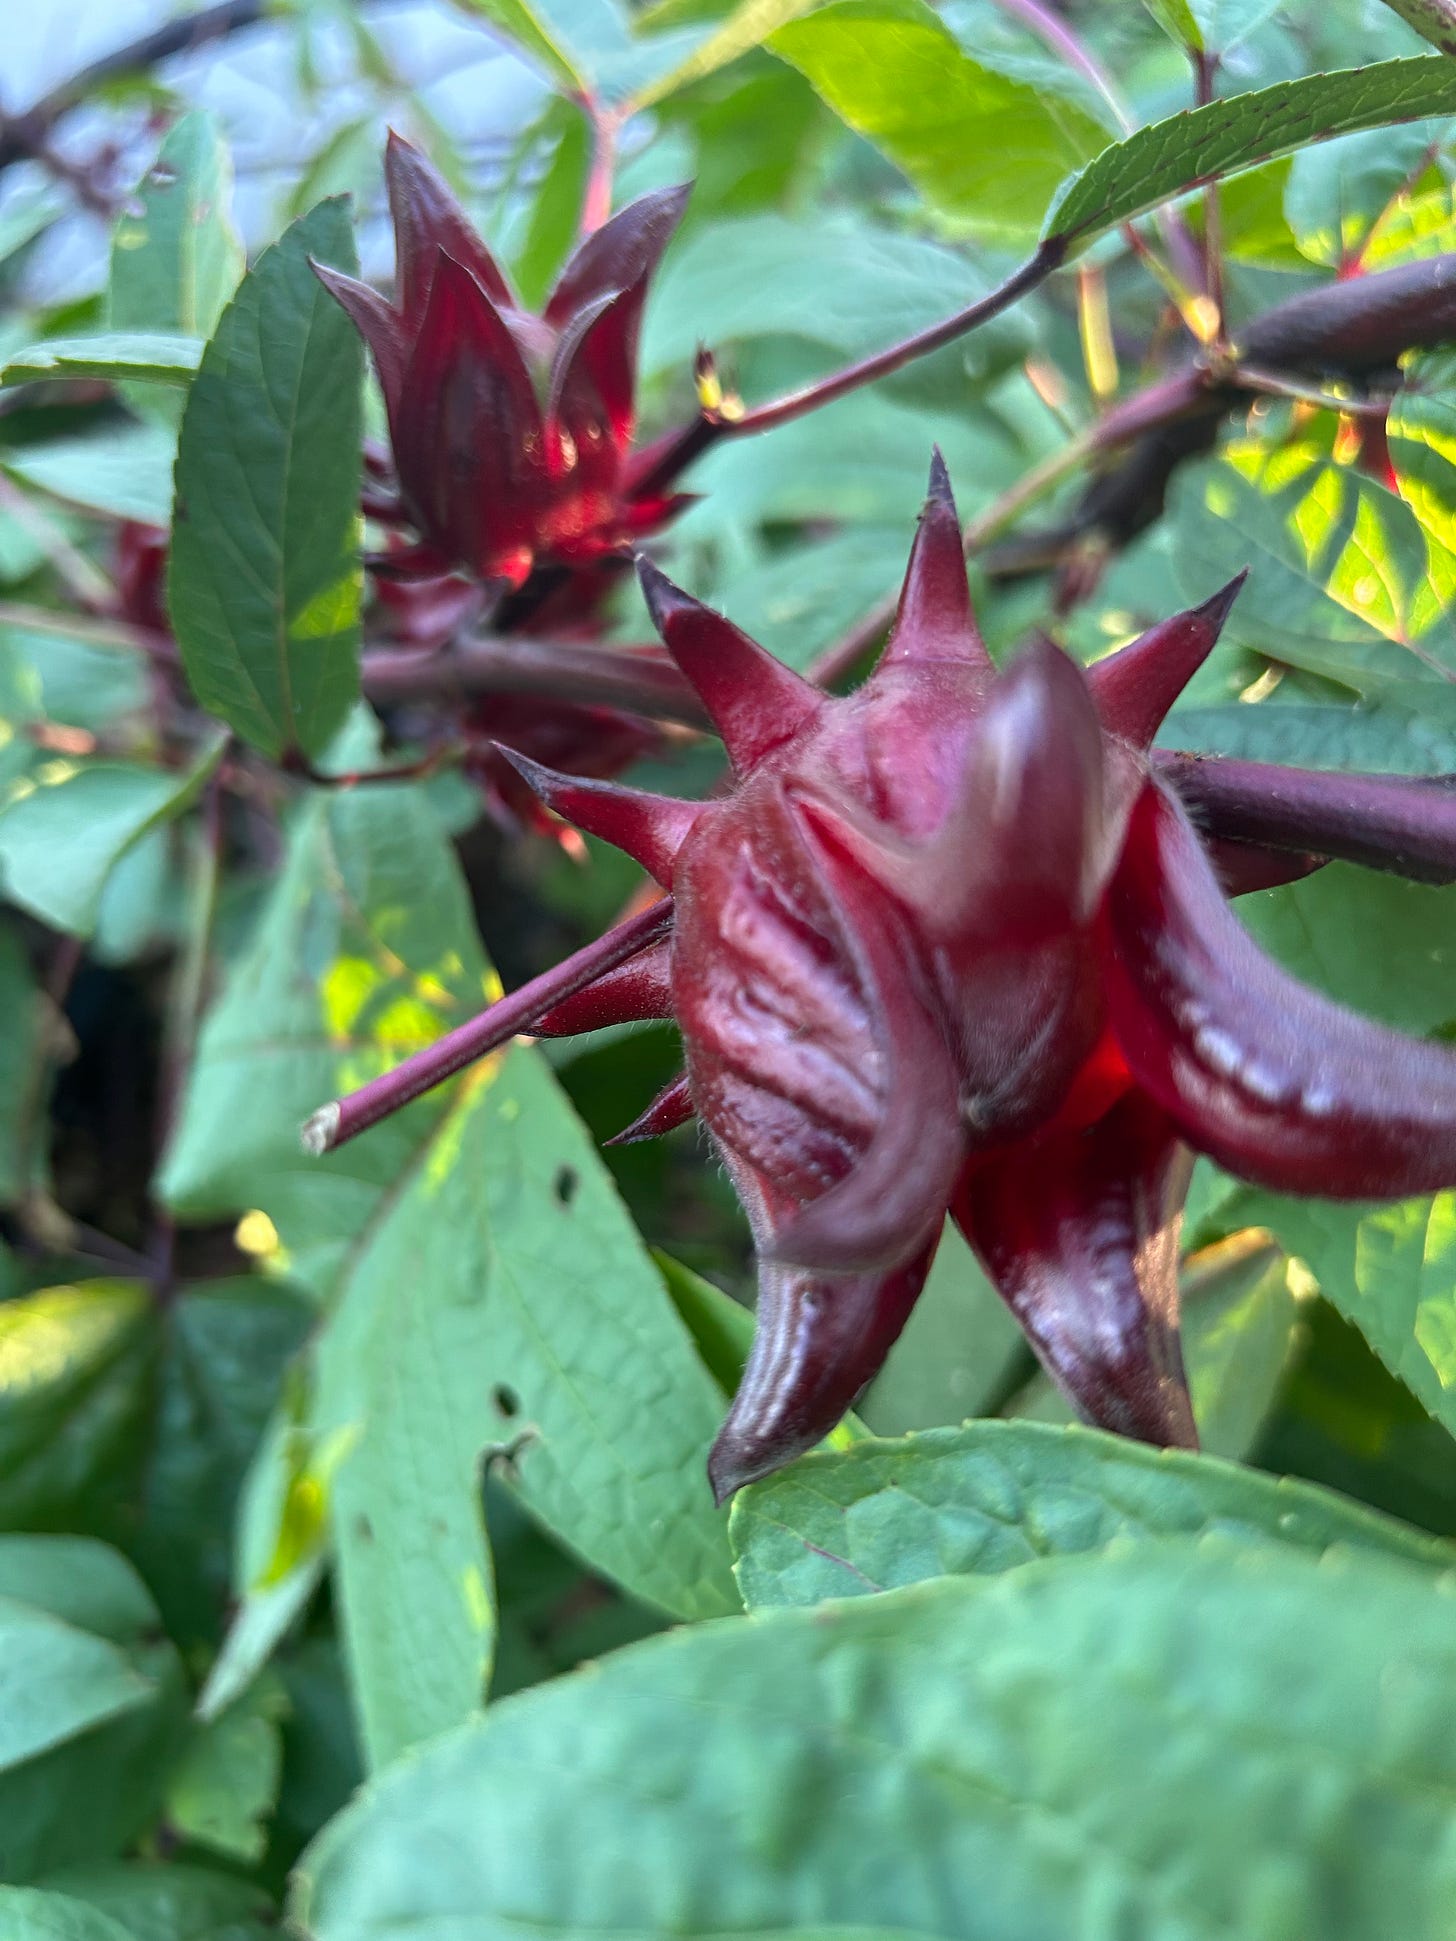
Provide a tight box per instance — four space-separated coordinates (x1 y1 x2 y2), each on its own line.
129 1278 314 1649
1240 1191 1456 1444
769 0 1109 240
448 0 588 87
0 926 54 1208
159 778 493 1293
293 1543 1456 1940
316 1044 739 1770
1047 56 1456 248
1139 0 1205 48
631 0 821 109
109 112 244 340
729 1417 1450 1609
640 212 1035 384
0 1890 134 1941
1283 120 1446 267
509 102 590 311
1171 440 1456 697
0 1537 185 1880
0 735 225 938
1389 347 1456 555
34 1864 273 1941
1 335 202 387
164 1678 285 1865
169 198 363 761
1 424 176 526
0 1283 156 1533
1162 698 1456 772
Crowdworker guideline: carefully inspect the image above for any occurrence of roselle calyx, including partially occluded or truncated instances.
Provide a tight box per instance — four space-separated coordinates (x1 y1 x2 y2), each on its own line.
492 451 1456 1500
313 134 689 592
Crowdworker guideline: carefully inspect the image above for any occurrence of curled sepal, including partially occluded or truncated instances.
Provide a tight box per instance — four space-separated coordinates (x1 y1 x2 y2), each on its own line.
494 748 703 886
763 802 965 1274
638 558 822 773
607 1072 695 1145
531 941 673 1037
1087 573 1246 748
954 1092 1198 1448
708 1230 942 1503
1104 781 1456 1199
876 449 989 673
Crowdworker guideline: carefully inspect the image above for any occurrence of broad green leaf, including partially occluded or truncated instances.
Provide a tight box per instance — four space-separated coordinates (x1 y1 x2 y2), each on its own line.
640 212 1034 384
449 0 587 88
109 113 244 340
0 1283 155 1532
1171 440 1456 697
1 335 201 386
1 423 175 525
1283 120 1447 266
0 1600 153 1773
728 1418 1450 1609
1389 347 1456 554
169 198 362 761
129 1278 314 1649
160 780 492 1294
0 926 52 1207
316 1044 739 1770
294 1543 1456 1941
1162 698 1456 771
0 735 225 938
630 0 821 109
164 1678 285 1864
35 1864 273 1941
770 0 1108 241
1362 180 1456 263
0 1537 185 1880
1240 1190 1456 1443
1047 56 1456 247
0 1890 134 1941
1140 0 1286 52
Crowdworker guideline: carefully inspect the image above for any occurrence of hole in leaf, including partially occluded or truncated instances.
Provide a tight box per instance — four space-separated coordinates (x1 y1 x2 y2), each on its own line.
492 1384 520 1418
554 1166 579 1206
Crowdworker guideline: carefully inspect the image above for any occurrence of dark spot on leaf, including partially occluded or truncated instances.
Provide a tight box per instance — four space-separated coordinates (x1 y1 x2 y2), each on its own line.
355 1514 374 1542
554 1165 578 1206
492 1383 520 1418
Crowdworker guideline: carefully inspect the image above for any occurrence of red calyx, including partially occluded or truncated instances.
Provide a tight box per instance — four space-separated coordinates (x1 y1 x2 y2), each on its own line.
502 452 1456 1502
313 133 690 592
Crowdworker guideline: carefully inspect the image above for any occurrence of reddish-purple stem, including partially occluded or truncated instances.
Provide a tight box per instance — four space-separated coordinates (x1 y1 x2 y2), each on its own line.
1157 753 1456 885
303 899 676 1153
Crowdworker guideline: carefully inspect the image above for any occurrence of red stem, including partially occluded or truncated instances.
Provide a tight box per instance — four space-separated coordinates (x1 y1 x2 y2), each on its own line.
1156 752 1456 885
303 899 675 1153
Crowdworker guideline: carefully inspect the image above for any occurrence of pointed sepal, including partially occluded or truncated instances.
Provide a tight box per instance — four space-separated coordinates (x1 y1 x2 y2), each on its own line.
607 1072 696 1144
494 748 703 886
310 259 409 412
531 941 674 1037
1089 573 1246 748
545 184 690 328
1104 781 1456 1199
876 450 990 673
637 557 822 773
385 128 515 319
954 1092 1198 1448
